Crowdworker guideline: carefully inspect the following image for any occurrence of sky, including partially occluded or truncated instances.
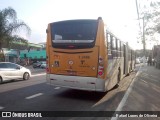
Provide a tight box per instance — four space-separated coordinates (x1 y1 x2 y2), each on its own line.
0 0 147 49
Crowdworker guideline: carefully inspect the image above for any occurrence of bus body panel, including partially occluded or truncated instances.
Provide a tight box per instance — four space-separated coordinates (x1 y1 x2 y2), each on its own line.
47 74 108 92
49 47 99 77
95 19 108 80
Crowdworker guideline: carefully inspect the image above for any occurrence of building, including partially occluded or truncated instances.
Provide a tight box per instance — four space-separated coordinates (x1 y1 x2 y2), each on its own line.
0 42 46 63
38 42 46 49
20 49 46 60
152 45 160 68
0 48 19 63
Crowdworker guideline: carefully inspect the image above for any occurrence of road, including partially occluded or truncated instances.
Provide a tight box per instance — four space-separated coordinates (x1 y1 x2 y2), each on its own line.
0 64 159 120
117 64 160 120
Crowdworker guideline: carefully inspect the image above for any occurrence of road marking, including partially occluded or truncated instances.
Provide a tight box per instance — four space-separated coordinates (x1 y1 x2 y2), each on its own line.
54 87 60 89
0 106 4 110
111 71 141 120
141 79 148 84
150 75 159 79
139 68 147 71
31 73 46 77
25 93 43 99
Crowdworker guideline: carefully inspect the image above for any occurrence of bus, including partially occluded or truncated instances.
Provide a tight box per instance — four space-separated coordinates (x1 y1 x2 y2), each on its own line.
46 17 135 92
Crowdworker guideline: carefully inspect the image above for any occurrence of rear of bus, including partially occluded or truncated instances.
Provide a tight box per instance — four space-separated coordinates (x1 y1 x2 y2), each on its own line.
46 17 108 92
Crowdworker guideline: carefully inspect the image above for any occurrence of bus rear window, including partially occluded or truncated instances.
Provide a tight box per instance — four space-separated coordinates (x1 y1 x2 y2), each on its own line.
51 20 98 49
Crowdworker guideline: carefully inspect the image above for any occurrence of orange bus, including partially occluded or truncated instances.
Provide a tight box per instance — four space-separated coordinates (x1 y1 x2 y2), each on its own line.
46 17 134 92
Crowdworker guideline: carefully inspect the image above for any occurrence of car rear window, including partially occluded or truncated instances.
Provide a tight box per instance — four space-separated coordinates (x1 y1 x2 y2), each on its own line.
0 63 7 68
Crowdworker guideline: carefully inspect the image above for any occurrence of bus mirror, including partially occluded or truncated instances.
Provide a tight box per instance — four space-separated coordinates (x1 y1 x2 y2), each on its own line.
98 17 102 20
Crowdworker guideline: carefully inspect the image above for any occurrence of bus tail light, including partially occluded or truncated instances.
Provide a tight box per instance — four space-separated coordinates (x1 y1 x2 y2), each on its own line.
98 56 104 77
98 66 104 76
98 71 103 76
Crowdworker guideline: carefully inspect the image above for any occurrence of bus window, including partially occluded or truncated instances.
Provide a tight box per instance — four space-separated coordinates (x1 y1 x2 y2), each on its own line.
121 41 124 57
112 36 117 58
112 37 116 50
107 33 112 58
51 20 98 49
128 47 131 61
117 39 121 57
120 41 122 57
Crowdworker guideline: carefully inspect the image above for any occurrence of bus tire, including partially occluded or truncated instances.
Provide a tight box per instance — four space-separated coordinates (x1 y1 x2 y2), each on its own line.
126 67 130 76
117 68 121 86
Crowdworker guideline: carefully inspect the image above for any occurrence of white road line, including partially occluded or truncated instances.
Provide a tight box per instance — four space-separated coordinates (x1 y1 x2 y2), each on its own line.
25 93 43 99
0 106 4 110
31 73 46 77
111 70 141 120
54 87 60 89
141 79 148 84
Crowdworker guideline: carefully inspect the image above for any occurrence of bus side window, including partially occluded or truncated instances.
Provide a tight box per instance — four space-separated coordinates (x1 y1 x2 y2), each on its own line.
121 42 124 57
107 33 112 59
112 37 117 58
117 39 121 57
128 48 131 61
120 41 122 57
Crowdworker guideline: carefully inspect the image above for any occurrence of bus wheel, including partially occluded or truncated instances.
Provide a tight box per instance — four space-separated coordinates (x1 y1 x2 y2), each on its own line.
117 68 121 86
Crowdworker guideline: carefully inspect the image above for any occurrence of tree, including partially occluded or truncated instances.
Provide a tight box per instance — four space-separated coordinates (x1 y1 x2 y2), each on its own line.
138 0 160 37
9 35 28 50
0 7 31 49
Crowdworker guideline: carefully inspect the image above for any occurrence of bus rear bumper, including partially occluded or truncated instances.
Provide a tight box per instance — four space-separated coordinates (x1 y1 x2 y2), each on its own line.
46 74 108 92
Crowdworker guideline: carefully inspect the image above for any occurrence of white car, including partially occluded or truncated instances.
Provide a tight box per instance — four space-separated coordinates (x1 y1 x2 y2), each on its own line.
0 62 31 83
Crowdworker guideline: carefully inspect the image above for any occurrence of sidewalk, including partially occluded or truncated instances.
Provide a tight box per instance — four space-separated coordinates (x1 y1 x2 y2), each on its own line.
117 64 160 119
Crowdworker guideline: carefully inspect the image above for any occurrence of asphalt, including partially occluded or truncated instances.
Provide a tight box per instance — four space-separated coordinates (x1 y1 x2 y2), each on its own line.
115 63 160 120
25 64 160 120
25 65 45 74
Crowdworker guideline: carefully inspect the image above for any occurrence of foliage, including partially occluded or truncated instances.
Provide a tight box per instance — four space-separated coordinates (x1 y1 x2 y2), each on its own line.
9 35 28 50
140 1 160 34
0 7 31 49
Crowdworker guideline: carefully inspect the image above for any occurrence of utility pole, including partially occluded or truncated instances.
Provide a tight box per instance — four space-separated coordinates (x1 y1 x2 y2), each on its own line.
143 17 146 57
136 0 146 56
135 0 146 64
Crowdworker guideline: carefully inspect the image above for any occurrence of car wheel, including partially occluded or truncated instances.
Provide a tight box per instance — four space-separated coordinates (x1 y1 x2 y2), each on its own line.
23 72 30 80
0 77 3 84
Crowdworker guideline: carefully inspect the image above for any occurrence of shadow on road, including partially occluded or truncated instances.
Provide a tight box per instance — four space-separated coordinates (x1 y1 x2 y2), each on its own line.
54 83 119 102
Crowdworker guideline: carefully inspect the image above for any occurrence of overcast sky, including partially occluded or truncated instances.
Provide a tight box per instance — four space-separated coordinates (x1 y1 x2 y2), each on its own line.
0 0 145 49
